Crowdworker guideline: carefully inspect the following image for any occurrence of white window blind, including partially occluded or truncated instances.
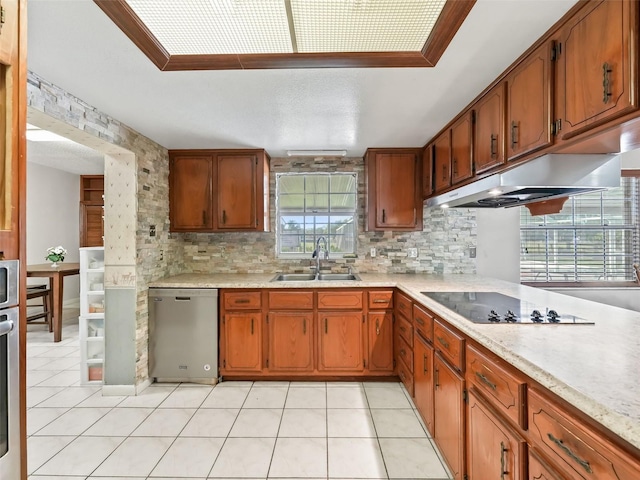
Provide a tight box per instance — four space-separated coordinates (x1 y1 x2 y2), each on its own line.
276 173 357 257
520 177 639 283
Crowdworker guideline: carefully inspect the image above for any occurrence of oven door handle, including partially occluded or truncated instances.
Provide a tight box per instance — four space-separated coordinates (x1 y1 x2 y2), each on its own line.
0 319 14 337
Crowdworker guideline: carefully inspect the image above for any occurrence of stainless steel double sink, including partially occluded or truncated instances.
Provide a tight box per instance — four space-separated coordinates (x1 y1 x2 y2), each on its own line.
270 273 361 282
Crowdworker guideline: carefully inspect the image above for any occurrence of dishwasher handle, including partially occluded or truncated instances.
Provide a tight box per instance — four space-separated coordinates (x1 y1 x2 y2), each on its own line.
175 297 191 301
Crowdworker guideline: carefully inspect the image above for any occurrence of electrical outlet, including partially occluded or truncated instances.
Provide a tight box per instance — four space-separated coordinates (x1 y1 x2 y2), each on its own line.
408 248 418 258
159 249 164 261
370 247 376 258
469 247 477 258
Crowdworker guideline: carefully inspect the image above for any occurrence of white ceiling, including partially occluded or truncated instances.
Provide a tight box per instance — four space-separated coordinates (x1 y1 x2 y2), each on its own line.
27 0 579 158
27 139 104 175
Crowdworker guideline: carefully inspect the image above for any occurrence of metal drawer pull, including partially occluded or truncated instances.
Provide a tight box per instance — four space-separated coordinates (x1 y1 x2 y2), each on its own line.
437 336 450 349
400 348 406 357
500 442 508 480
603 62 612 104
476 371 497 391
510 121 518 148
400 326 406 332
235 299 250 304
547 433 593 474
373 299 388 303
415 317 425 326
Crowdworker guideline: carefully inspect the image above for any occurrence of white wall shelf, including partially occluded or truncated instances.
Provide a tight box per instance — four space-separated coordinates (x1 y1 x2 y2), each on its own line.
79 247 105 385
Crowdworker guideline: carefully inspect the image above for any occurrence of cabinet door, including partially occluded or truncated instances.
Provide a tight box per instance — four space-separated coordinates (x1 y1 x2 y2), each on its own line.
507 42 553 161
372 152 420 230
318 311 364 372
413 333 434 436
268 312 313 372
222 312 262 373
434 353 465 480
433 131 451 192
474 82 506 173
169 155 213 231
451 112 473 184
556 0 637 139
422 145 433 198
528 450 564 480
216 154 257 230
80 204 104 247
468 389 525 480
368 312 393 373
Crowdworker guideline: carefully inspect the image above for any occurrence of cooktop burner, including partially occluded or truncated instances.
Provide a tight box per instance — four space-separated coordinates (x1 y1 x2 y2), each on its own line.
420 292 594 325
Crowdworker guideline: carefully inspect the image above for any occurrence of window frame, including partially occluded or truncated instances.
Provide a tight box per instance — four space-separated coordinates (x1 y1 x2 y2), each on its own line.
275 172 358 259
520 174 640 287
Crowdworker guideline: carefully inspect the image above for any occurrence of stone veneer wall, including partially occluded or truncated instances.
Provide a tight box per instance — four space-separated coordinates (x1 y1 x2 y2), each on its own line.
180 156 477 275
27 71 181 384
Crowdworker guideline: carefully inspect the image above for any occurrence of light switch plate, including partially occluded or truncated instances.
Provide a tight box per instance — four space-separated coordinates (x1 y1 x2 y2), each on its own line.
408 248 418 258
370 247 376 258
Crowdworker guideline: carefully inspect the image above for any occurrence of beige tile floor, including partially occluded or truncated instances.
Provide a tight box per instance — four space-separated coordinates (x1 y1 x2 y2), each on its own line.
26 308 452 480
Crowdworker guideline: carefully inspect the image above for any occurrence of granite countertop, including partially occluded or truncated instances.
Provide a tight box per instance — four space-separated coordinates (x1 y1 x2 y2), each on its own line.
150 272 640 451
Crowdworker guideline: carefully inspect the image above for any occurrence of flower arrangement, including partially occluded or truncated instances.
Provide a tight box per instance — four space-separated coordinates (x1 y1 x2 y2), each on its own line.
45 245 67 266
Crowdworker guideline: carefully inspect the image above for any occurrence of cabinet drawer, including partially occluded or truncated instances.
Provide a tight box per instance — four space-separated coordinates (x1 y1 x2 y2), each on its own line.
433 319 464 372
529 448 564 480
395 334 413 374
466 344 526 429
528 389 640 480
396 350 414 397
368 290 394 309
413 304 433 343
395 291 413 320
396 314 413 347
223 291 261 310
268 290 314 310
318 290 363 310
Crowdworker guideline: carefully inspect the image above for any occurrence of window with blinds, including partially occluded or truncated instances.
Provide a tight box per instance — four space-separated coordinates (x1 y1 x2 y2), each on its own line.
276 173 357 257
520 177 639 283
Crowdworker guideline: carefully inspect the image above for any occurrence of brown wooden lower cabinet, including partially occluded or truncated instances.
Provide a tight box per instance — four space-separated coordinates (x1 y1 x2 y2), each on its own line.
528 449 564 480
368 311 394 373
318 311 365 372
267 312 313 372
467 388 525 480
434 352 465 480
222 312 262 373
413 331 434 436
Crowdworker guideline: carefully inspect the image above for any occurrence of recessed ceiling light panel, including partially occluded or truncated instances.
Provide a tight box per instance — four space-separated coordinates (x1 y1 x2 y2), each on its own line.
126 0 293 54
290 0 447 52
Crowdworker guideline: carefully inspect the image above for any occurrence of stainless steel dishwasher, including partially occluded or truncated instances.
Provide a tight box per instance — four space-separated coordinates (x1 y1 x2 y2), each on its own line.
148 288 218 383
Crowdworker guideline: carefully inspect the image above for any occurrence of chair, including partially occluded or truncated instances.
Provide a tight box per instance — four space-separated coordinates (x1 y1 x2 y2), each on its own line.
26 284 53 332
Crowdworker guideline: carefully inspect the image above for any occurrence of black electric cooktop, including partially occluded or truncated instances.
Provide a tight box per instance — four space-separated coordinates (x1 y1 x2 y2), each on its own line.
420 291 593 325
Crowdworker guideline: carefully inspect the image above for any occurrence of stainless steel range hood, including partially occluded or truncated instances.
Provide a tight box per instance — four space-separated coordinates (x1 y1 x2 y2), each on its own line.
426 154 621 208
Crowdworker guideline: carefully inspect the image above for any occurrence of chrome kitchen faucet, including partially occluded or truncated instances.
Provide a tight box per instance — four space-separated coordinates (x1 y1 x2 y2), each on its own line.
312 236 329 276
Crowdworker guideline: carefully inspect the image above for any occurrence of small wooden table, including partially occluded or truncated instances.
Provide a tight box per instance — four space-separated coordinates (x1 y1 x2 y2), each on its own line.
27 263 80 342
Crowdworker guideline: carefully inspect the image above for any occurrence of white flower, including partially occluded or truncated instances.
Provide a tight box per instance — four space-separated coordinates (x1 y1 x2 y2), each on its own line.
47 245 67 256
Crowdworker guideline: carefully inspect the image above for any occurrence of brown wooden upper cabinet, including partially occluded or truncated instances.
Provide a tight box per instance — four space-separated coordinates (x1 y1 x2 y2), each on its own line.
433 131 452 193
506 41 553 161
554 0 638 140
80 175 104 247
474 82 506 174
450 111 474 184
422 145 433 199
365 149 422 231
169 149 270 232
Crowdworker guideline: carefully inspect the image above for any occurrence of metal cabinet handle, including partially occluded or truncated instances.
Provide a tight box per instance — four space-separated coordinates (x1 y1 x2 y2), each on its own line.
423 353 428 375
476 371 497 391
415 317 425 326
400 325 406 332
435 367 440 389
202 210 206 225
235 299 250 304
510 121 518 149
603 62 612 104
413 208 417 226
400 348 406 357
453 158 458 176
547 433 593 474
490 134 497 158
437 336 450 349
303 318 306 334
250 318 254 335
382 209 386 223
376 318 380 335
500 442 508 480
222 209 227 224
442 164 446 181
325 318 328 334
373 299 388 304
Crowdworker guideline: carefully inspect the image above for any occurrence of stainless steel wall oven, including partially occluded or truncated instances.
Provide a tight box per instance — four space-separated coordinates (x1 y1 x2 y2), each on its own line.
0 260 19 479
